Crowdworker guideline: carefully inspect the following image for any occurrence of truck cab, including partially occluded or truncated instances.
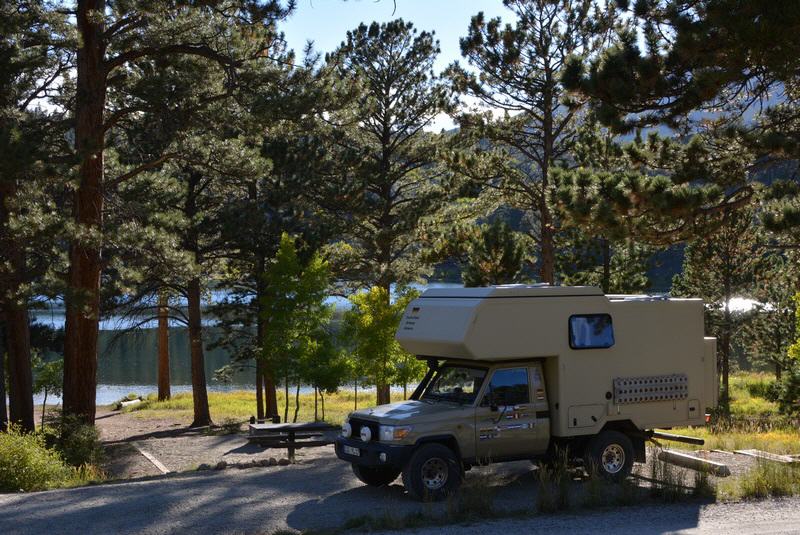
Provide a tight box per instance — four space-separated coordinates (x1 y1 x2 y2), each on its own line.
334 285 717 500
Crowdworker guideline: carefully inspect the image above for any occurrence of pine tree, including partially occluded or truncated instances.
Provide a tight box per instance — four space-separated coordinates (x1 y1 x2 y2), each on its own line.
748 253 799 381
563 1 800 132
672 209 761 414
553 131 755 246
59 0 293 424
0 1 71 432
461 219 530 287
447 0 616 284
320 20 456 404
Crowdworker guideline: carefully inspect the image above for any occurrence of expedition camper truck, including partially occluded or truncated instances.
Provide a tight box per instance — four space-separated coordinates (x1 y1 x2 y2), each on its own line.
334 285 718 500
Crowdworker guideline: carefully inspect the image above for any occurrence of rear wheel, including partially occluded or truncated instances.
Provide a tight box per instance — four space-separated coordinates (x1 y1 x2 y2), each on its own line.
351 464 400 486
584 430 634 482
402 443 462 501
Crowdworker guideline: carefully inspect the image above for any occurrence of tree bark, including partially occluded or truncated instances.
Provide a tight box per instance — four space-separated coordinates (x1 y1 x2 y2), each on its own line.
0 181 34 432
377 384 391 405
187 278 211 427
354 378 358 411
255 263 278 420
255 358 265 420
283 377 289 424
63 0 107 426
601 238 611 293
157 292 171 401
720 302 731 416
5 306 34 432
0 319 8 432
314 386 318 422
293 383 300 423
538 81 556 286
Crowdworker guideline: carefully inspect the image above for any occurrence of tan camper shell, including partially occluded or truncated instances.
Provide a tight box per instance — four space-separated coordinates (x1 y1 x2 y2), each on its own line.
334 285 718 500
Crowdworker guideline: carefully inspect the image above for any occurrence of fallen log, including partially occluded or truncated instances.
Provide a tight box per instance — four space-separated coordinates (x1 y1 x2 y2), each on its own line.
734 449 799 464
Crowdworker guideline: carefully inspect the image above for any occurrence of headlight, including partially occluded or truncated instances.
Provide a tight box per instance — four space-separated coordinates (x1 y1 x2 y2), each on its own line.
379 425 412 442
360 425 372 442
341 421 352 438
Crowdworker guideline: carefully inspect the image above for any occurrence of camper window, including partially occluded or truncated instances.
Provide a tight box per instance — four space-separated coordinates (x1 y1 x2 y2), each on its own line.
569 314 615 349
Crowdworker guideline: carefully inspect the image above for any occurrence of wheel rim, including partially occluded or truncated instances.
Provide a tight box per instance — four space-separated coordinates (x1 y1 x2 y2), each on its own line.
420 457 449 490
601 443 626 474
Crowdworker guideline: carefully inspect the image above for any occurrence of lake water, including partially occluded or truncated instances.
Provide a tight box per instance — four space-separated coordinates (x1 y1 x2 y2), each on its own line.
29 282 462 405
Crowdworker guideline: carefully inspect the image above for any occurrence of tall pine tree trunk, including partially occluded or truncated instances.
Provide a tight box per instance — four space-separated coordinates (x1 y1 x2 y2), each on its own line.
255 358 265 420
187 278 211 426
63 0 107 425
0 182 34 432
538 91 556 285
0 319 8 432
262 370 277 421
5 306 34 432
720 301 732 416
354 378 358 411
255 263 278 420
376 281 392 406
601 238 611 293
157 292 171 401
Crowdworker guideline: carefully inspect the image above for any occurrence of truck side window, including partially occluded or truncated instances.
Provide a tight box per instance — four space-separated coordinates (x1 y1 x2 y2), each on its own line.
482 368 530 406
569 314 615 349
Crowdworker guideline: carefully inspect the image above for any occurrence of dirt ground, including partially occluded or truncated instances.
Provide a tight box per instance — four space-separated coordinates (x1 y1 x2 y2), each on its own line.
91 407 759 486
96 408 338 479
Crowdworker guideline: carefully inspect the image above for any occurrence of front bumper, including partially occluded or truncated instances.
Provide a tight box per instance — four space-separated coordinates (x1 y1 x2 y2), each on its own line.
334 436 414 469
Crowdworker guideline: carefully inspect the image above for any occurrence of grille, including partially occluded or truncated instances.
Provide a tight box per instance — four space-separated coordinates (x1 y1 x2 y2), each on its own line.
613 373 688 404
349 418 379 441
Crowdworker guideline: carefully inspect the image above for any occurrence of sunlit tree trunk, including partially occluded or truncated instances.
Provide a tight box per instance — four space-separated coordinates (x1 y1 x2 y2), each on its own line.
63 0 106 425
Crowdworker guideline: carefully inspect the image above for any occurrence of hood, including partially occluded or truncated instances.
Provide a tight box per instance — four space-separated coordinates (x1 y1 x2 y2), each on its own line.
349 399 467 424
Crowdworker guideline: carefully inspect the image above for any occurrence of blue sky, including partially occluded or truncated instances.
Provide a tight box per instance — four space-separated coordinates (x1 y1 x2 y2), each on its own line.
281 0 509 72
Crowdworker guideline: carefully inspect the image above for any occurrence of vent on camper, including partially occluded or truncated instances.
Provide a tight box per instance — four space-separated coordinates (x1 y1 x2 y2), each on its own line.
613 374 688 404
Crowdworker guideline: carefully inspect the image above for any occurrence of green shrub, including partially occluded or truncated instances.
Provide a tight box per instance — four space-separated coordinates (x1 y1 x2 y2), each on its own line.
0 426 73 492
775 367 800 416
42 413 104 467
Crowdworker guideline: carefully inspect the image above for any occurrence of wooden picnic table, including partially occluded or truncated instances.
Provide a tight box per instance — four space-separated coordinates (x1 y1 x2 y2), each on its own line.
248 422 337 461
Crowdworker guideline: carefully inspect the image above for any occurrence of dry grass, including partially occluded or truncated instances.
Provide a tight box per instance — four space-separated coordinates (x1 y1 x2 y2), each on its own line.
125 389 382 425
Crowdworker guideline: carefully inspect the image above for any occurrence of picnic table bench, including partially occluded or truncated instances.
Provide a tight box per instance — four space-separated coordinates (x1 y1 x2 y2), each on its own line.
247 422 337 461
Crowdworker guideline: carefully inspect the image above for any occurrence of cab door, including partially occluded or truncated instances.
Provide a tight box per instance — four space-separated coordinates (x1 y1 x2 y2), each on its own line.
475 365 550 461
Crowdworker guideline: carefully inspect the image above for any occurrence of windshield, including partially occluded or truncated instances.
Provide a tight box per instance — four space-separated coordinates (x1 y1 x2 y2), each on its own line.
421 365 487 404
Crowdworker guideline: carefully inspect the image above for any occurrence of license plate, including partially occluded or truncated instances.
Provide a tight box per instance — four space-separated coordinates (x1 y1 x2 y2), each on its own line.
343 445 360 457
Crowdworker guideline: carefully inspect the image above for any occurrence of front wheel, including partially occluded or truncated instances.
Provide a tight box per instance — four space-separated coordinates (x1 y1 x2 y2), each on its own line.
402 443 462 501
351 464 400 486
584 430 634 482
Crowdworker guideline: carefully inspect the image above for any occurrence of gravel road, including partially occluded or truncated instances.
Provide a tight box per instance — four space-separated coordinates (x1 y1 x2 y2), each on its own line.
1 451 798 535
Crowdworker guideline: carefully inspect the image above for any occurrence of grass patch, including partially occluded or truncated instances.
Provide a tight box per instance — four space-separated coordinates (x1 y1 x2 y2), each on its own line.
730 372 780 416
718 462 800 501
126 389 382 425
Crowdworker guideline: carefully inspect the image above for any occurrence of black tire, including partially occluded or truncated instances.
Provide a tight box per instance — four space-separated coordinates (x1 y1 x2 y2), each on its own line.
351 464 400 487
584 430 634 482
401 443 462 501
